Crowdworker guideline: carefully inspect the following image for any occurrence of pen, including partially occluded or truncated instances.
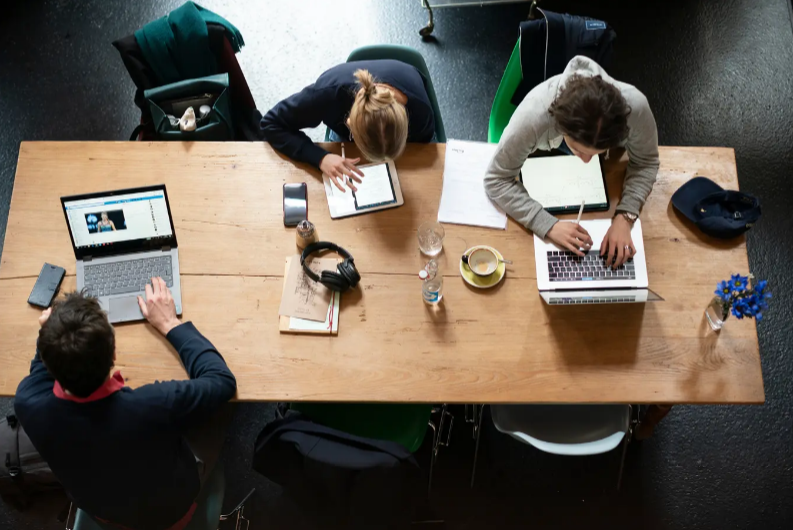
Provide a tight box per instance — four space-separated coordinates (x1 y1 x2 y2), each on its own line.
341 143 350 189
575 200 585 224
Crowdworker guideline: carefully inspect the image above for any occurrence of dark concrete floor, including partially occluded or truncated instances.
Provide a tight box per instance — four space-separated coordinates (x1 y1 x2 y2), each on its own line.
2 0 793 528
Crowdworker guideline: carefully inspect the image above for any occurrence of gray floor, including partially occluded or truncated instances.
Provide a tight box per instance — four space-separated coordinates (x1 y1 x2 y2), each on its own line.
1 0 793 528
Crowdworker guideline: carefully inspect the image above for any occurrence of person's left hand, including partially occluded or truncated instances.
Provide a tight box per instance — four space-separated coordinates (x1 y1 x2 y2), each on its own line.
601 214 635 269
38 307 52 327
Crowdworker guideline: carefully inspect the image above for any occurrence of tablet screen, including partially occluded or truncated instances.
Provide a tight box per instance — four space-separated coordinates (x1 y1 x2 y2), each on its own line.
520 156 608 211
353 163 396 210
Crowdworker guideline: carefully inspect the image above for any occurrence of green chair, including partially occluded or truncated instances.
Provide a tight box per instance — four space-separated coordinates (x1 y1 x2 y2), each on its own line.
488 41 523 144
324 44 446 143
71 462 253 530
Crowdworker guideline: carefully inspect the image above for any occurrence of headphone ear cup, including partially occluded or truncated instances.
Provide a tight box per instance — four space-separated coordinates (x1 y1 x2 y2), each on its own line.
338 259 360 288
320 270 347 292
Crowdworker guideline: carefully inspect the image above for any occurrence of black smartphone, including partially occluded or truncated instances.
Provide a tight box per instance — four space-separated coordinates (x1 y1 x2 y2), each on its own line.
28 263 66 308
283 183 308 227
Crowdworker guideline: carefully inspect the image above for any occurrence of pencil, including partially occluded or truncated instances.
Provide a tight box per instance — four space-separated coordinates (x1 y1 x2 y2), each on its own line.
575 200 585 224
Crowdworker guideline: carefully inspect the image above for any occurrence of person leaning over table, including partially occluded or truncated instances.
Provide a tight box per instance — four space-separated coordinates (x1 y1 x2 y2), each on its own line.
484 55 660 268
261 60 435 192
14 278 237 530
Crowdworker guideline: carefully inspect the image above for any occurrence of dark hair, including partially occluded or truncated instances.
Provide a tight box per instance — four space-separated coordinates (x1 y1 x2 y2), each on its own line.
38 292 115 398
549 74 631 150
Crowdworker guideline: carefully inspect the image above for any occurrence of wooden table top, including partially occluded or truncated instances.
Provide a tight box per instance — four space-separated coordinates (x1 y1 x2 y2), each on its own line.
0 142 764 404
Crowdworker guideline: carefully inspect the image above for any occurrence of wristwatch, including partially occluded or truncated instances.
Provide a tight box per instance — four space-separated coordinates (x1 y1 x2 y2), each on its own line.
618 211 639 224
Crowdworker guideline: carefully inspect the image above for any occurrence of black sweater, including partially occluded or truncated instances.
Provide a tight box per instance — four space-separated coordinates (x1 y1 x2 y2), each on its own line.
261 60 435 168
14 322 237 530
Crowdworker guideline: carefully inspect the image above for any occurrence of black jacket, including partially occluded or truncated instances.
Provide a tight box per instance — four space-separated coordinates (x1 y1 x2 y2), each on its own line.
253 411 421 528
14 322 236 530
260 60 435 168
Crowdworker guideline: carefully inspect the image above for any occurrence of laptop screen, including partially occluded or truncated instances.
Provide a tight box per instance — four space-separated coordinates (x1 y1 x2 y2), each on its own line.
61 185 177 259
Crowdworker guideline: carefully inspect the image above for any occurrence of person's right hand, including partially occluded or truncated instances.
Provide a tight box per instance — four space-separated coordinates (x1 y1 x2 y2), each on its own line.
546 222 594 256
320 154 364 192
137 277 181 336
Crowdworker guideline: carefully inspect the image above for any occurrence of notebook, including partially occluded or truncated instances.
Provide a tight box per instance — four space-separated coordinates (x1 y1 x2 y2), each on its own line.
520 155 610 213
279 257 340 335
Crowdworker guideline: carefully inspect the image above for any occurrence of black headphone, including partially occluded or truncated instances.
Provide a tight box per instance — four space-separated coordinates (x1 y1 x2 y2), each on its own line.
300 241 361 292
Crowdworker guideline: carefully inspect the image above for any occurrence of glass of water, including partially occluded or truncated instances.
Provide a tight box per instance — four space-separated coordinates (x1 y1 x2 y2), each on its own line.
418 221 445 257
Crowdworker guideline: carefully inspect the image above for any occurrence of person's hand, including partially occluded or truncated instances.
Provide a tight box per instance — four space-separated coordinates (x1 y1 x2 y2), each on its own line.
601 215 635 268
320 154 364 192
546 222 594 257
38 307 52 327
137 277 181 336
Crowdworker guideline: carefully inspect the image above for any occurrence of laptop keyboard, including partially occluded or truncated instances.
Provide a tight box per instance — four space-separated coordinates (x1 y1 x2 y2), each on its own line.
84 256 173 297
547 250 635 282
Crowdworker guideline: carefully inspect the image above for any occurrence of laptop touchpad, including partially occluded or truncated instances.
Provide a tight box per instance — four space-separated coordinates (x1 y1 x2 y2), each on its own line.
109 295 144 323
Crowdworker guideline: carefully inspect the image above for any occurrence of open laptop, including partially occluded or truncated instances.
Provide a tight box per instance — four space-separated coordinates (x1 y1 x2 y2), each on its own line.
61 185 182 323
534 219 663 305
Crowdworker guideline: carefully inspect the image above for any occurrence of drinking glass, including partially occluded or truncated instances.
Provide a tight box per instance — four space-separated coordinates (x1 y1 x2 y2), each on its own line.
418 221 445 257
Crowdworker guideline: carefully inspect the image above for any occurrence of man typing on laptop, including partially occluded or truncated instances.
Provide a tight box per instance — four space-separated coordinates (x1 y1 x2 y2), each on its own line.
14 279 236 530
484 56 660 268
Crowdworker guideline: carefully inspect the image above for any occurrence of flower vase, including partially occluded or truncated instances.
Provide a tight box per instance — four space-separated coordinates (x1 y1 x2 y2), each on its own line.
705 296 729 331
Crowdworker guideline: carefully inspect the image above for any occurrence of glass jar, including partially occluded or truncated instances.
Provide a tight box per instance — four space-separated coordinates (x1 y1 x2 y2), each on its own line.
705 296 729 331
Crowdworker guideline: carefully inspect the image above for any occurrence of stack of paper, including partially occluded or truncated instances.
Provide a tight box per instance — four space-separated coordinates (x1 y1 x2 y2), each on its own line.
437 139 508 230
279 256 340 335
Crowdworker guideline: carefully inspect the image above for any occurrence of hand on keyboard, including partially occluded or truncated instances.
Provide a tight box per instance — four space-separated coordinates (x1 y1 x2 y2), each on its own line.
601 215 636 268
137 277 181 336
547 222 594 257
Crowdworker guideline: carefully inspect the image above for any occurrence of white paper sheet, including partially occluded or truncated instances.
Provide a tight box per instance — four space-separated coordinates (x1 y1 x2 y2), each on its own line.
437 140 507 230
520 155 607 209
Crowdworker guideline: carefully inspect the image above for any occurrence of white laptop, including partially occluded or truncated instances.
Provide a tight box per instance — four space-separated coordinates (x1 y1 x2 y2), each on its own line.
534 219 663 305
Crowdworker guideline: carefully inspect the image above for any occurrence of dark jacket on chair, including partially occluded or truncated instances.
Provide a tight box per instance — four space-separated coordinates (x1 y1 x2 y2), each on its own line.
253 411 421 528
14 322 237 530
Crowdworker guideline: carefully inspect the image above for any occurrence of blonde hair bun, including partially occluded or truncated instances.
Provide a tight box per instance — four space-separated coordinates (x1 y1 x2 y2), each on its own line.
349 69 408 163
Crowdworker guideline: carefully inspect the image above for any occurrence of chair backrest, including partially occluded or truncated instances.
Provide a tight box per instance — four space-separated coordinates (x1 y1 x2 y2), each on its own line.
344 44 446 143
488 41 523 144
73 462 225 530
490 404 630 456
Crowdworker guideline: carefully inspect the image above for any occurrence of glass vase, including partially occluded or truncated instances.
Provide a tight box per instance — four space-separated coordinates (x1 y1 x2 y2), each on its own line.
705 296 729 331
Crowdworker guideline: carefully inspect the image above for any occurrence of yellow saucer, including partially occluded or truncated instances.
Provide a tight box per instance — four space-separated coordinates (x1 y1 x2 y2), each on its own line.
460 246 506 289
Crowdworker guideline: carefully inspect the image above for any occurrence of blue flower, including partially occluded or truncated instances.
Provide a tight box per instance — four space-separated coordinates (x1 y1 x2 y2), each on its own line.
754 280 768 294
715 280 733 301
730 274 748 293
732 298 749 319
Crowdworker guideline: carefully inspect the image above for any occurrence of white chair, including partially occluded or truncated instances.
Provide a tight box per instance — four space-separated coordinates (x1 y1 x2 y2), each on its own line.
470 404 635 489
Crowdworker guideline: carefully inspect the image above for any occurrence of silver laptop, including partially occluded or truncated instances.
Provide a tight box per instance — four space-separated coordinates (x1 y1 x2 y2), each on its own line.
534 219 662 305
61 185 183 323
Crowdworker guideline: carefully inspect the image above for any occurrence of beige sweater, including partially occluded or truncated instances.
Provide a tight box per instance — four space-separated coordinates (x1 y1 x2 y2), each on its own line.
484 56 660 239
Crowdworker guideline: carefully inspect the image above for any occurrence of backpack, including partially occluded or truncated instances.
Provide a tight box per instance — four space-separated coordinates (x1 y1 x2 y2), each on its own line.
511 8 617 105
0 414 61 510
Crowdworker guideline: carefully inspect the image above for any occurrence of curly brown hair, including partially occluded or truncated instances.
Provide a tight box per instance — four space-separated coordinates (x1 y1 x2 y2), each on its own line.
549 74 631 150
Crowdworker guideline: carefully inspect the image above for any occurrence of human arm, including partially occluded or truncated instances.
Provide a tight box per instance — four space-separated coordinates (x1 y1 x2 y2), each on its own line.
602 93 660 267
260 85 335 169
136 278 236 427
110 221 116 231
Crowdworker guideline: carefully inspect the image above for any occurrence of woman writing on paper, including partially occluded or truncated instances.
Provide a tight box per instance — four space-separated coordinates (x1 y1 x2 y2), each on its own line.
484 56 659 268
261 60 435 192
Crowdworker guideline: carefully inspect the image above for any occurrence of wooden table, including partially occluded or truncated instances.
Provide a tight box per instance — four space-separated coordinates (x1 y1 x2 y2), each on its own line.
0 142 764 404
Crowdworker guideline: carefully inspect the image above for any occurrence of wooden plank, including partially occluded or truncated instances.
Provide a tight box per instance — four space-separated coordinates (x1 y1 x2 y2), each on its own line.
1 143 745 281
0 273 764 404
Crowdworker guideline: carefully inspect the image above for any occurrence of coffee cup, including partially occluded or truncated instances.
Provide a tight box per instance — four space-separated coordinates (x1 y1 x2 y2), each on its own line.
467 248 499 277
